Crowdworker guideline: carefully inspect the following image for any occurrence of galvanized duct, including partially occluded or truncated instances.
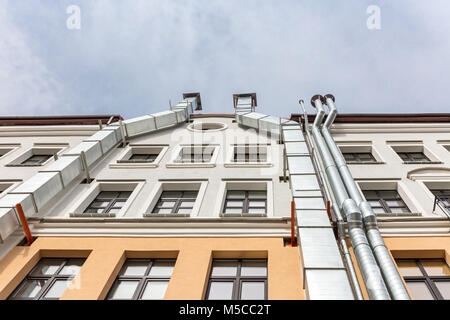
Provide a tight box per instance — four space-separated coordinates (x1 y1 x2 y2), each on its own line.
0 95 197 243
309 95 391 300
321 95 410 300
299 99 364 300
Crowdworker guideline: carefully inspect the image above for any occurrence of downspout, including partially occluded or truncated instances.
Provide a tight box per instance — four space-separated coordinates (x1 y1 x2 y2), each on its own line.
310 95 390 300
299 100 363 300
321 95 410 300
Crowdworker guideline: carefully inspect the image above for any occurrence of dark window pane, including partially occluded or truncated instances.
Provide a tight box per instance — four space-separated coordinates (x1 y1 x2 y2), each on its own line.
148 261 175 277
13 279 48 298
108 280 139 300
406 281 434 300
120 260 149 276
31 260 63 276
207 282 234 300
396 261 423 277
211 261 238 277
140 281 169 300
241 282 265 300
421 260 450 276
435 282 450 300
43 279 73 299
241 260 267 277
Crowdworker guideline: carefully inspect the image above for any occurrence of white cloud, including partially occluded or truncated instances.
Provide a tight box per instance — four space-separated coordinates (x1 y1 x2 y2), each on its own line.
0 5 75 115
1 0 450 118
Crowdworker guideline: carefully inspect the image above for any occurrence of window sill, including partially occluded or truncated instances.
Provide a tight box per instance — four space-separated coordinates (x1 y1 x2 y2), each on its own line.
110 162 158 169
224 163 272 168
402 161 442 165
70 212 117 218
346 162 385 165
143 213 190 218
375 212 422 217
166 163 216 168
220 213 267 218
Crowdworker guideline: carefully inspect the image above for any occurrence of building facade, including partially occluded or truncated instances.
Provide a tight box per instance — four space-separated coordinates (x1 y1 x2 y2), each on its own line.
0 93 449 300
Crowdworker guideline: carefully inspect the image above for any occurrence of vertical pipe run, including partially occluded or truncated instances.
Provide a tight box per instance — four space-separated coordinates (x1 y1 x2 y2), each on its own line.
15 204 33 246
322 96 410 300
310 96 390 300
299 99 364 300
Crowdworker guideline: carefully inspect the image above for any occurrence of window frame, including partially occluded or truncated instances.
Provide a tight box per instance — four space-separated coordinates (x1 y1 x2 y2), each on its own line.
363 190 411 214
111 145 168 169
8 258 85 300
342 152 377 164
396 259 450 300
397 152 431 163
224 144 272 168
166 144 219 168
69 181 144 218
222 190 267 217
205 259 268 300
106 258 175 300
6 146 66 167
151 190 199 215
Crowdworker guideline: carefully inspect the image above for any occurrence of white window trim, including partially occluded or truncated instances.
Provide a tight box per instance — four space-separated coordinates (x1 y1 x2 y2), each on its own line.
388 143 442 164
223 144 273 168
0 144 21 161
0 180 22 199
142 180 208 217
336 142 385 164
416 179 450 217
68 180 145 218
6 145 67 167
214 179 273 218
109 144 169 169
357 180 424 216
166 144 220 168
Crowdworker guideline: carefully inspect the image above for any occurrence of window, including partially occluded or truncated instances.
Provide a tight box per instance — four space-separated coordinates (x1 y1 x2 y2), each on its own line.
0 147 14 158
174 145 215 163
396 259 450 300
21 154 53 165
206 259 267 300
232 145 267 163
151 191 198 215
362 190 411 214
84 191 132 215
112 145 168 168
431 190 450 212
222 190 267 216
397 152 431 163
9 258 85 300
7 147 63 167
187 122 227 132
107 259 175 300
343 152 377 164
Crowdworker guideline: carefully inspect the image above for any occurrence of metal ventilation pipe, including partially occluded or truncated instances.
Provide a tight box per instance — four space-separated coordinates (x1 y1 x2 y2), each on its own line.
310 95 390 300
321 95 410 300
299 99 364 300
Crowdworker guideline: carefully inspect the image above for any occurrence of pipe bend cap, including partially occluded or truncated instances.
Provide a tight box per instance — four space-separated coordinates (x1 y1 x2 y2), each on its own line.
324 94 335 103
310 95 324 107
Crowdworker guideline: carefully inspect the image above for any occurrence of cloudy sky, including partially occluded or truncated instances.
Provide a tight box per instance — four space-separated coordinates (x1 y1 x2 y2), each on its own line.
0 1 449 119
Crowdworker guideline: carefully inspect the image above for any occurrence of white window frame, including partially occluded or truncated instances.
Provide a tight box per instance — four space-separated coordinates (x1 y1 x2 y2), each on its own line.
336 141 385 164
0 144 21 161
357 180 423 216
142 180 208 218
388 142 442 164
68 180 144 218
224 143 273 168
166 144 220 168
215 179 273 217
109 144 169 169
0 180 22 199
6 144 68 167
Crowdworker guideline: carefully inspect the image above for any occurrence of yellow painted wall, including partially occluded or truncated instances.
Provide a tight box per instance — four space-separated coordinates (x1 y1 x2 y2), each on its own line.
0 237 304 300
348 236 450 300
